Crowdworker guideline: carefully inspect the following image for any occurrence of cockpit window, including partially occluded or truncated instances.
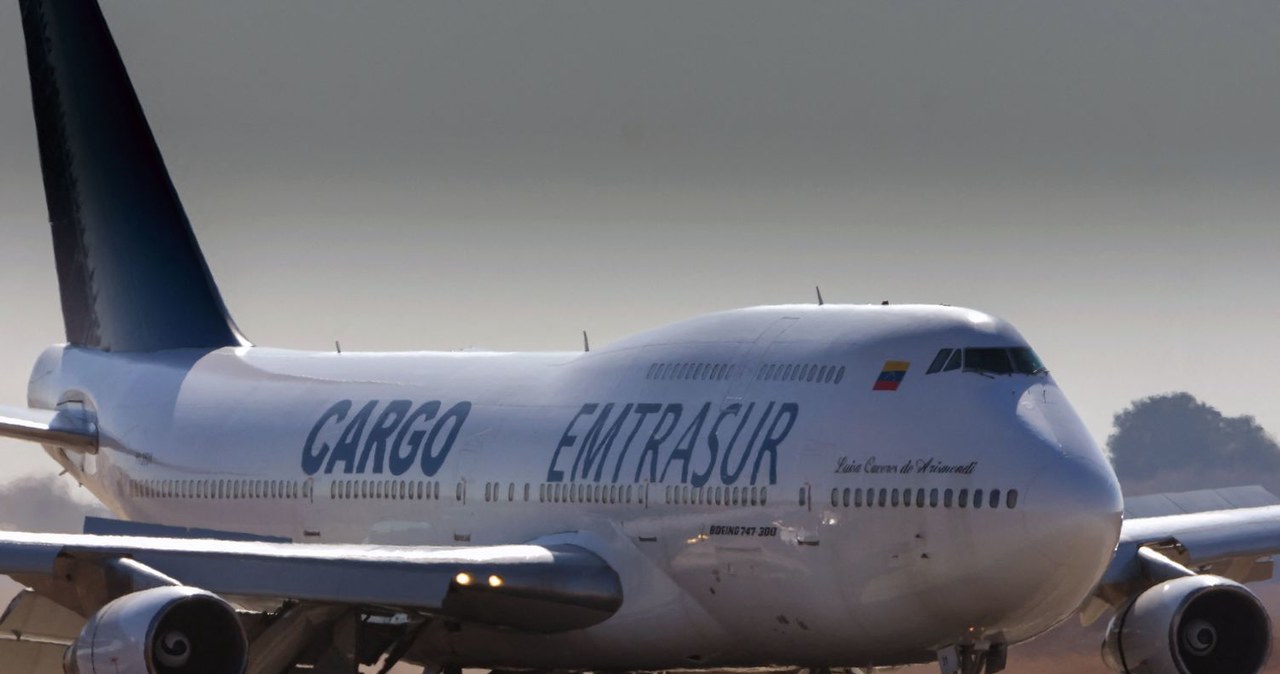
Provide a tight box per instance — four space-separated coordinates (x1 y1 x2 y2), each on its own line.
1009 347 1048 374
925 346 1048 376
926 348 953 374
963 348 1013 375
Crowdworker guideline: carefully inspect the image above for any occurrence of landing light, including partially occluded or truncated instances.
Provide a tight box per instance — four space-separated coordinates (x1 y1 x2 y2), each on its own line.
488 574 504 588
455 572 473 586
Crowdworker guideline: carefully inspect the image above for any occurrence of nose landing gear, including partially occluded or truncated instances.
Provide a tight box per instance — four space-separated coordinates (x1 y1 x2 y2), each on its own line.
936 642 1007 674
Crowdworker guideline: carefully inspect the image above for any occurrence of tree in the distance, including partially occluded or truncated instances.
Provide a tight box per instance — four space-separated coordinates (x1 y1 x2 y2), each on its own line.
1107 392 1280 496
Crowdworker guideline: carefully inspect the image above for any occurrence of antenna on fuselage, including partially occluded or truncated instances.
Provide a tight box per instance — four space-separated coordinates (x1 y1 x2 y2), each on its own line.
582 331 590 353
335 340 342 354
815 286 825 306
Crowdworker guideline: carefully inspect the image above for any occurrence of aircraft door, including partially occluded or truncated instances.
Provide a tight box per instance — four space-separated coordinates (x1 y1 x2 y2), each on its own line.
300 477 323 540
451 478 473 542
622 480 663 552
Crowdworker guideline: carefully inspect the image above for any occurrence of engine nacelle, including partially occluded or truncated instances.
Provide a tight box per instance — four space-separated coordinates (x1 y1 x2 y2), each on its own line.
63 586 247 674
1103 575 1271 674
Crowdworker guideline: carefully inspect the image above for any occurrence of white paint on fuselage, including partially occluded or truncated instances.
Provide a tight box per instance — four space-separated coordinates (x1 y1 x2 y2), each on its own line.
27 304 1123 669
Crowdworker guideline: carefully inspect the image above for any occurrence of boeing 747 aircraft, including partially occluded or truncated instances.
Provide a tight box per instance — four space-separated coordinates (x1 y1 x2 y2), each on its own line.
1 2 1278 674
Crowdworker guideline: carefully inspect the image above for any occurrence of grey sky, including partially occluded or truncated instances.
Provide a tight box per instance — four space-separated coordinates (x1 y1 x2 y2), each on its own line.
1 1 1278 480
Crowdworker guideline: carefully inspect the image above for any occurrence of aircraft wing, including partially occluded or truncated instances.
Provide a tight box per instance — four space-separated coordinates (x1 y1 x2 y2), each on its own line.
1087 487 1280 620
0 530 622 634
1102 504 1280 588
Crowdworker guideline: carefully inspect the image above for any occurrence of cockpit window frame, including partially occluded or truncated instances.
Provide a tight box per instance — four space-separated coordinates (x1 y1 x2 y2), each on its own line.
1009 347 1048 375
923 346 1048 377
963 348 1014 376
926 348 953 374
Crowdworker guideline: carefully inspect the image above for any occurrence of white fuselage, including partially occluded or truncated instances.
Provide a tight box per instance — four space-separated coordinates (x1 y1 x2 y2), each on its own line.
28 304 1123 669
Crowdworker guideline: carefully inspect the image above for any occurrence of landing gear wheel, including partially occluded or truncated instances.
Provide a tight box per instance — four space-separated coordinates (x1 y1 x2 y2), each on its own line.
937 642 1007 674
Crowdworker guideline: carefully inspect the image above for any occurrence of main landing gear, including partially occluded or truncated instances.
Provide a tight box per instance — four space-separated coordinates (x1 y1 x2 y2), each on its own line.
937 642 1007 674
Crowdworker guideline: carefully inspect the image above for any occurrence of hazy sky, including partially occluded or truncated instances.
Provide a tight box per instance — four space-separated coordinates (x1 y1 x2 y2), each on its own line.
1 1 1278 481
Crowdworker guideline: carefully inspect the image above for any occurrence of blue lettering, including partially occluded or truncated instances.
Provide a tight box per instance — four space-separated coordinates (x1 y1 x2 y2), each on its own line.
421 402 471 476
661 402 710 483
720 402 762 484
548 404 597 482
325 400 377 474
356 399 412 474
388 401 441 475
611 403 661 483
752 402 797 485
695 403 740 488
572 403 632 482
635 404 681 483
301 400 351 475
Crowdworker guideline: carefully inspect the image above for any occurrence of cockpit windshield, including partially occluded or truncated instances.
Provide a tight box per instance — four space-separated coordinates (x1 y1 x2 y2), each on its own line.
1008 347 1047 375
925 346 1047 376
964 348 1013 374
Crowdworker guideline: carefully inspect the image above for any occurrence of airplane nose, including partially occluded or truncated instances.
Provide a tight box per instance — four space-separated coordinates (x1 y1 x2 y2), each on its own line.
1024 455 1124 557
1022 454 1123 615
1007 452 1124 629
1016 385 1124 614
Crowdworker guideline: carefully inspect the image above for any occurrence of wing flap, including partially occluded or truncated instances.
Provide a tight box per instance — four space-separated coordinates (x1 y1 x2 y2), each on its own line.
0 589 84 674
0 532 621 633
0 639 67 674
0 590 83 646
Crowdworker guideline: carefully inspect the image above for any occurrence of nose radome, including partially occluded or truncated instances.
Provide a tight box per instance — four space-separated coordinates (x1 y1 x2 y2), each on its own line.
1028 455 1124 540
1016 382 1123 579
1011 453 1124 629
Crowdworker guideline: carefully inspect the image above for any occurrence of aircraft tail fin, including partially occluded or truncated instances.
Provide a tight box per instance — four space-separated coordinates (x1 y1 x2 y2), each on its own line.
19 0 248 352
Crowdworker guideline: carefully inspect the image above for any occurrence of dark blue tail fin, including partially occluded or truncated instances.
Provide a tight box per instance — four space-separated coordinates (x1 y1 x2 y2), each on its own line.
20 0 247 352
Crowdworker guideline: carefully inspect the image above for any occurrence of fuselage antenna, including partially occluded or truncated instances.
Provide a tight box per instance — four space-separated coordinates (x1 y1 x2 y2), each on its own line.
815 286 825 306
583 330 590 353
335 340 342 354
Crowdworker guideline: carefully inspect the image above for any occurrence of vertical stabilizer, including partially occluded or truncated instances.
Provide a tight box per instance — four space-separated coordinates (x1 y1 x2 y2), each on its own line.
19 0 247 352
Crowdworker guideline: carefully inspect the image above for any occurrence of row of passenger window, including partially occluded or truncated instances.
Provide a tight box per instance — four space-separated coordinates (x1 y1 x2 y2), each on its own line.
647 362 737 382
331 479 443 501
827 486 1018 510
666 483 769 507
128 478 311 500
132 476 1011 512
757 363 846 384
540 482 642 505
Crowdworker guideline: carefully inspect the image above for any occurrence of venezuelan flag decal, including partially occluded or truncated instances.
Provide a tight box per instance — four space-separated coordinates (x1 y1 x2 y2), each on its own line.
872 361 910 391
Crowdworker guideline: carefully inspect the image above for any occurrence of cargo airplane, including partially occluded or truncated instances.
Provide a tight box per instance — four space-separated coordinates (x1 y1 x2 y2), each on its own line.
1 1 1278 674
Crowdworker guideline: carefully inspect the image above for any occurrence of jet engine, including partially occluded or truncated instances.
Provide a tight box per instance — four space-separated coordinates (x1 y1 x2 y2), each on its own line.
63 586 247 674
1103 575 1271 674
